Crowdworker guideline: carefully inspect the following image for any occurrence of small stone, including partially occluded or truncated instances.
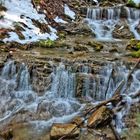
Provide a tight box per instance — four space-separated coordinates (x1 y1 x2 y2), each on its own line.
50 123 80 140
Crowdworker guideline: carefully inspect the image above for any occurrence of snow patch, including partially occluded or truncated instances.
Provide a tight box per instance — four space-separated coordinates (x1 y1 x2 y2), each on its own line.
54 16 67 23
0 0 58 44
64 4 75 20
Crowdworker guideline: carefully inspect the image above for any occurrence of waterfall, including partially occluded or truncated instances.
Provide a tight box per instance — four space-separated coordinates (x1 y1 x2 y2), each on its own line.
125 7 140 39
0 61 82 126
50 63 76 98
81 63 139 100
1 60 16 79
86 6 140 40
0 60 140 132
86 7 121 40
16 63 31 91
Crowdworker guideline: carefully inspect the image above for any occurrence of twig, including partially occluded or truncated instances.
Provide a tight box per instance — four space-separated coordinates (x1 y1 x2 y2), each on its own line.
113 80 125 96
88 128 106 137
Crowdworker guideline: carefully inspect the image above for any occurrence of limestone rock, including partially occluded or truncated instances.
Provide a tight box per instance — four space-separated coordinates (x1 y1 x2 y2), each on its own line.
87 106 113 128
50 123 80 140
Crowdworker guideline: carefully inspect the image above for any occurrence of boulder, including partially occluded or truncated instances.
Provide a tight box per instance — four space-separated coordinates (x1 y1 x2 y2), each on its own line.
87 106 113 128
73 45 89 52
50 123 80 140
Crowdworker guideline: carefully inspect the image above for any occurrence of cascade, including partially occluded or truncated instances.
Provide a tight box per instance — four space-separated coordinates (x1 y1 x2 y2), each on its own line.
86 6 140 40
0 61 82 126
125 7 140 39
50 63 76 98
0 60 140 132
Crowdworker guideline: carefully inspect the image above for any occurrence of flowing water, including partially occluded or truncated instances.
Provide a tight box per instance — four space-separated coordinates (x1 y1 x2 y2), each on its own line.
85 6 140 40
0 61 82 129
0 60 140 132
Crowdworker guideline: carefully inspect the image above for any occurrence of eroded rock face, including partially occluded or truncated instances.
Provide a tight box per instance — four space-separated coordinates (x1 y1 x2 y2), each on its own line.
87 106 113 128
112 20 134 39
136 22 140 34
50 123 80 140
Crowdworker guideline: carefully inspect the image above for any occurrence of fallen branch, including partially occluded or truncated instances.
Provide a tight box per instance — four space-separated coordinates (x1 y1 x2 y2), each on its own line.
58 94 121 140
104 68 114 98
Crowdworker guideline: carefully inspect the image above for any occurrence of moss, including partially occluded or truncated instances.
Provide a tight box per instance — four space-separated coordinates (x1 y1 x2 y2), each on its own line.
126 39 140 51
131 50 140 58
136 42 140 50
37 39 55 48
88 41 103 51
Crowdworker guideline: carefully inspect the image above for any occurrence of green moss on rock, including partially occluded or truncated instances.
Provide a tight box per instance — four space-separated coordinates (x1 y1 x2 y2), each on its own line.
88 41 103 51
131 50 140 58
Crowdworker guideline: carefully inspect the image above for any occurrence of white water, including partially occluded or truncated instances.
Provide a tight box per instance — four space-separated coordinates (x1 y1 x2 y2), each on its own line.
0 61 82 127
0 61 140 132
125 7 140 39
80 63 140 132
86 7 140 40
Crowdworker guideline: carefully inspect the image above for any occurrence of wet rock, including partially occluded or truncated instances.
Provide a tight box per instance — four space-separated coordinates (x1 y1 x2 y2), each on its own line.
73 23 93 36
0 129 13 140
64 23 93 36
50 123 80 140
75 73 85 97
112 20 134 39
87 106 113 128
109 48 118 53
73 45 89 52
